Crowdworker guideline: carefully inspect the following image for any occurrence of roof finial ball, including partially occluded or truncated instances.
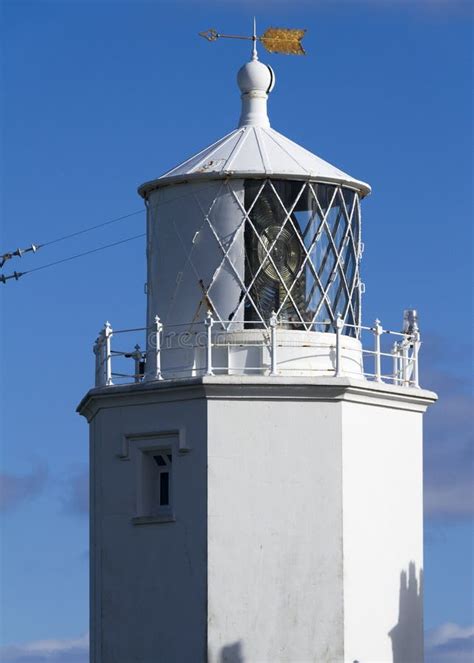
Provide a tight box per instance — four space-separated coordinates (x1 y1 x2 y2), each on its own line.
237 58 275 128
236 17 275 128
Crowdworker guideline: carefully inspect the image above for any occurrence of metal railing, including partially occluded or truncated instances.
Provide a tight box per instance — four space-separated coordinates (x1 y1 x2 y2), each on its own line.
93 312 421 389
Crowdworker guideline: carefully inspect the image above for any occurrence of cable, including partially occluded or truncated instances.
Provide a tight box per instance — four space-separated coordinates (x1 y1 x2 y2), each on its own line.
0 208 145 270
1 233 145 284
2 179 225 269
27 233 145 273
1 179 226 284
41 208 144 247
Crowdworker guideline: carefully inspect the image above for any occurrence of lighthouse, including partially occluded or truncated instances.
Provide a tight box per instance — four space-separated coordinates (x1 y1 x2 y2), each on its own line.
78 35 436 663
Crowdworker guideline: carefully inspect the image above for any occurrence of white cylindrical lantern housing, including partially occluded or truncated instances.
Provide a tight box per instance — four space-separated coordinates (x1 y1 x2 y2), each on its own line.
139 57 371 378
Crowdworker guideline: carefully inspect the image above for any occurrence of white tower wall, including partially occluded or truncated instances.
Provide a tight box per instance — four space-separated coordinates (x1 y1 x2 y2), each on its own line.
206 394 344 662
86 392 209 662
342 402 424 663
79 378 434 663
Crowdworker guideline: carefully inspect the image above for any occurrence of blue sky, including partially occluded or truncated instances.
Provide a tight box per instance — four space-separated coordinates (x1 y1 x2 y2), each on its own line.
0 0 472 661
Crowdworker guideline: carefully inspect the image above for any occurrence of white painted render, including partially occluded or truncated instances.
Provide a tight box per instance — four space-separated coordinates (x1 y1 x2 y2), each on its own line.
206 396 345 662
342 403 424 663
87 394 208 663
78 376 435 663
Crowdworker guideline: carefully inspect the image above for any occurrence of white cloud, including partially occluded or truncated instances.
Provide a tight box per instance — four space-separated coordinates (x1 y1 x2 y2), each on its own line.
0 633 89 663
425 480 474 519
0 463 48 513
425 623 474 663
427 623 474 647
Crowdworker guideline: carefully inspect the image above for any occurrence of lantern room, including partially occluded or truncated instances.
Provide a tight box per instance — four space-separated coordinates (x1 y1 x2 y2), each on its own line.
138 55 371 378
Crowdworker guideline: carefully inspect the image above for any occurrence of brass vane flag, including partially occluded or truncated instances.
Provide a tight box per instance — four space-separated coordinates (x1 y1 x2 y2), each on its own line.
199 26 307 56
260 28 306 56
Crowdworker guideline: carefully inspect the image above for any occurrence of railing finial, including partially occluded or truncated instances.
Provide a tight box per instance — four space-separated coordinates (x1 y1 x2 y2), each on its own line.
335 313 344 377
144 315 163 381
205 310 214 376
103 321 113 386
373 318 383 383
269 311 278 375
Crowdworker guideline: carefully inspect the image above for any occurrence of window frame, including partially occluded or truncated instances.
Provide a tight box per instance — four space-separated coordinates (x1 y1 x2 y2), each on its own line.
132 436 177 525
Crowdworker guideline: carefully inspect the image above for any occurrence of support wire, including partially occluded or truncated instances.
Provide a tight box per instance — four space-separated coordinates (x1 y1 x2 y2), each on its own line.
1 233 145 284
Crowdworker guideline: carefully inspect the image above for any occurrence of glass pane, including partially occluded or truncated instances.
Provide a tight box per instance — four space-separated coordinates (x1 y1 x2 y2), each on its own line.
345 248 357 293
242 180 361 335
346 200 359 337
352 294 360 330
160 472 170 506
302 265 320 321
313 301 332 333
332 190 348 251
244 180 306 328
342 188 356 222
330 272 348 321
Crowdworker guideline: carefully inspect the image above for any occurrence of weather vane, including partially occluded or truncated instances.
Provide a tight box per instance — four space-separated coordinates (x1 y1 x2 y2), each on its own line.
199 19 306 57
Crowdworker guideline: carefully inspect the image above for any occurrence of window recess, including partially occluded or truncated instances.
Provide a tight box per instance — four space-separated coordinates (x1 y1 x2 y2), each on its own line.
134 446 175 525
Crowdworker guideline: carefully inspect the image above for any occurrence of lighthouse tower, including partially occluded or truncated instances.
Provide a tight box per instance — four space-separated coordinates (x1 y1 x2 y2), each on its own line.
78 44 436 663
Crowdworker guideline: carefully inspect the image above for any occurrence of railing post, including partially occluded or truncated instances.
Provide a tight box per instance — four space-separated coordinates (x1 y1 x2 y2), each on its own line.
401 339 409 387
104 321 113 386
144 315 163 381
335 313 343 377
154 316 163 381
391 342 399 386
412 329 420 388
402 308 420 388
132 344 142 383
269 311 278 376
93 337 101 387
205 310 214 376
374 318 383 383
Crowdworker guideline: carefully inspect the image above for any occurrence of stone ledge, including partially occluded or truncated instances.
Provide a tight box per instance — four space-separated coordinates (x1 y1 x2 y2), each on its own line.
77 375 437 422
131 515 176 526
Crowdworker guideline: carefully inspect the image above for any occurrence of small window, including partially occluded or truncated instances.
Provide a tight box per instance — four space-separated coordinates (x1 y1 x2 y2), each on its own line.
153 453 172 508
135 447 174 523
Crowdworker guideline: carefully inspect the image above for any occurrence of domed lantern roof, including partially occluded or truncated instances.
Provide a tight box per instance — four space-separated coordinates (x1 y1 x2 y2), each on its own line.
138 55 371 199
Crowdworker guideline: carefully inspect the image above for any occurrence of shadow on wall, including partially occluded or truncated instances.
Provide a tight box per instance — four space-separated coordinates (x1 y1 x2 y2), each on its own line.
389 561 424 663
220 641 244 663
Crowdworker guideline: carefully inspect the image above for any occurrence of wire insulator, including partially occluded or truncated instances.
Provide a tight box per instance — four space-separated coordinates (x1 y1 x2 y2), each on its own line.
0 244 39 268
0 271 24 284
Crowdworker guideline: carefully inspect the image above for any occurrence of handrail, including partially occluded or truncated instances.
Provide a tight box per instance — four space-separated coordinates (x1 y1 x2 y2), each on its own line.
93 311 421 389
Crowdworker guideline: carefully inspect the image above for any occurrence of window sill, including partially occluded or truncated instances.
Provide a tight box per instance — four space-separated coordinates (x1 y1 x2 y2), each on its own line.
132 514 176 526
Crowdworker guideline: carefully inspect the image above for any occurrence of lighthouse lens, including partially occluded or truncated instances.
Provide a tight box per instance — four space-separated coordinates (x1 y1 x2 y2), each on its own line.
257 225 301 281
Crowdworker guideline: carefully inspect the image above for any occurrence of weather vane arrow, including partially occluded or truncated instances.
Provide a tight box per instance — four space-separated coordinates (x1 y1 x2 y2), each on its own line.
199 21 307 56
